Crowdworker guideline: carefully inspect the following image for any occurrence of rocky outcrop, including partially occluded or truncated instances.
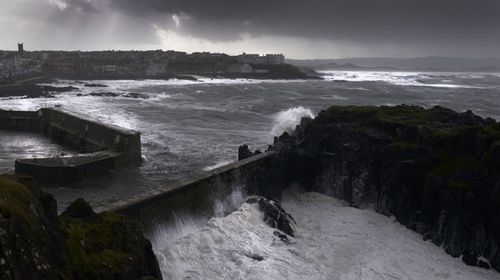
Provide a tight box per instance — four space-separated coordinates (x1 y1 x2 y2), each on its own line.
238 145 262 161
245 196 295 237
0 174 64 279
0 175 162 280
260 105 500 271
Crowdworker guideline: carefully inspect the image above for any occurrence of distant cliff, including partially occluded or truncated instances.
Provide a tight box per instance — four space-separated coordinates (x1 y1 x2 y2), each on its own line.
250 105 500 271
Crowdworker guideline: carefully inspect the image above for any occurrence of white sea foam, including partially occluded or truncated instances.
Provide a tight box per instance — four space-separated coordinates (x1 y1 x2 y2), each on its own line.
270 106 314 136
153 190 499 280
319 70 486 89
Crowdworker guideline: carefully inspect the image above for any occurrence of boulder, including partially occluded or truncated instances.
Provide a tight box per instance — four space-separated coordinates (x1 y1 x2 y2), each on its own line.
245 196 295 237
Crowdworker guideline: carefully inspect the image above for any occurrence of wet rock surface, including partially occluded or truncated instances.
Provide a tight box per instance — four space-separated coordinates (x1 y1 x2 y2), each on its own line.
84 83 108 88
245 196 295 237
257 105 500 271
0 82 77 98
0 175 162 280
238 144 262 161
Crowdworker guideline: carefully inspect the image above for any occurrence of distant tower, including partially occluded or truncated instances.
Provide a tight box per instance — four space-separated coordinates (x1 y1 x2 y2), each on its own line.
18 42 24 56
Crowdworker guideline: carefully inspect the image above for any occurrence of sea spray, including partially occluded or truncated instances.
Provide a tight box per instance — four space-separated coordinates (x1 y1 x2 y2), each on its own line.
154 190 500 280
270 106 314 136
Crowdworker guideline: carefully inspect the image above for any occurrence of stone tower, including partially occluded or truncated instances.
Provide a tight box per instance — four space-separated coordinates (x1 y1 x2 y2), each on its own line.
18 42 24 56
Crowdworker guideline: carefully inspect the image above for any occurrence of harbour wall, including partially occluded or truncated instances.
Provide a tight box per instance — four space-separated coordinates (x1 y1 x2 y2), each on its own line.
0 108 141 183
106 151 276 231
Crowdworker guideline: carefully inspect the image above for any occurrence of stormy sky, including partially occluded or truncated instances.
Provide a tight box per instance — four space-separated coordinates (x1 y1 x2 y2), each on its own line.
1 0 499 58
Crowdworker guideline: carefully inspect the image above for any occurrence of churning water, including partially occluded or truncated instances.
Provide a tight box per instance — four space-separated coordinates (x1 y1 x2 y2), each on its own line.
152 189 499 280
1 71 500 279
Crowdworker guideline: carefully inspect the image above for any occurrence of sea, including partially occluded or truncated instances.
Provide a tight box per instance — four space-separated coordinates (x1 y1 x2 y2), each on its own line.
1 70 500 279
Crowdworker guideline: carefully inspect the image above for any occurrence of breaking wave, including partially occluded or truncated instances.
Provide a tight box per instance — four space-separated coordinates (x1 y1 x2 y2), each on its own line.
270 106 314 136
319 70 489 89
152 190 499 280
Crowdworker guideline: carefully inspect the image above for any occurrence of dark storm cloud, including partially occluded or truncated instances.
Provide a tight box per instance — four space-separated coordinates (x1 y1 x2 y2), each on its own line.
108 0 500 45
2 0 499 56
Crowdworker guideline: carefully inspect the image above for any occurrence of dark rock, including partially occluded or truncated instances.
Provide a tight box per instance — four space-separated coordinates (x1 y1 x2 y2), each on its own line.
238 144 258 161
61 198 97 219
423 229 437 241
253 105 500 272
60 210 163 280
0 175 163 280
84 83 108 88
244 253 264 261
246 196 295 237
463 250 479 266
90 92 119 97
121 92 149 99
0 175 65 279
40 85 78 93
273 230 291 244
479 259 492 269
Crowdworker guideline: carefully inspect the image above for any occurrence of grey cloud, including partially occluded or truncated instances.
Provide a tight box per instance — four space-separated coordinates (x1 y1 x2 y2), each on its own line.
2 0 500 57
108 0 500 45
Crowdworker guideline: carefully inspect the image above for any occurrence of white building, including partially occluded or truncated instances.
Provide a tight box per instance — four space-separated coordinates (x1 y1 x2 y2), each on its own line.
227 63 253 74
266 54 285 64
236 53 285 65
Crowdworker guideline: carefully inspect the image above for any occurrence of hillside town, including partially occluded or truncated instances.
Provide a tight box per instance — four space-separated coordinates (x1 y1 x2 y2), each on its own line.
0 43 305 83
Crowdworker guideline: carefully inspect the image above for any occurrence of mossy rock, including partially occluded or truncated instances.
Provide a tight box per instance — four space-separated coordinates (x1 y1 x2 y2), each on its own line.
431 151 480 177
0 175 40 224
61 198 96 219
316 105 497 141
60 203 162 279
0 175 64 279
0 176 161 280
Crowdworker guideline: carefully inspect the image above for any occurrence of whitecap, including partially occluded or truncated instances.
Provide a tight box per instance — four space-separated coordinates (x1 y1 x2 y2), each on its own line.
270 106 315 136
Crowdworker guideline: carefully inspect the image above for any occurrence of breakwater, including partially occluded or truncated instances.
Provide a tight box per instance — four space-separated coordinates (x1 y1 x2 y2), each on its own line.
0 107 141 184
106 151 275 231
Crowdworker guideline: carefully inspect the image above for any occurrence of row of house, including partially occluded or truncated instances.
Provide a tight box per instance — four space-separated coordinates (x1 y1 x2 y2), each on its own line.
236 53 285 65
0 44 288 77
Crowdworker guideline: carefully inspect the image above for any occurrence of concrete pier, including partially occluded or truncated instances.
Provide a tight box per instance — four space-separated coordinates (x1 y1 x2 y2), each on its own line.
0 108 141 184
105 151 275 230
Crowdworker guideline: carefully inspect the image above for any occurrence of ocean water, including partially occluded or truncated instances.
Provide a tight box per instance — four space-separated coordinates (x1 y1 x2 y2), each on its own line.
1 71 499 210
0 71 500 210
1 70 500 279
153 189 499 280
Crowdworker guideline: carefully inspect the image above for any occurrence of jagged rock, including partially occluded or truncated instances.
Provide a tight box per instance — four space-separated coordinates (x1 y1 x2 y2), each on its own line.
255 105 500 271
61 198 96 219
238 145 261 161
0 175 65 279
246 196 295 237
60 208 163 280
0 175 163 280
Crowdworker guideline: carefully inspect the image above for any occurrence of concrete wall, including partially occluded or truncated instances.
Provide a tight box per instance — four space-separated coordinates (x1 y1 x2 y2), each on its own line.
15 154 115 184
1 108 142 183
0 110 40 131
106 152 275 231
39 108 141 162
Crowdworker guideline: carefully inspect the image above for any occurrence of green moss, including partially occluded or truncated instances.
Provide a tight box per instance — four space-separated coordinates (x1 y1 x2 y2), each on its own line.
431 151 479 176
0 175 38 224
60 211 137 275
392 141 419 150
480 124 500 139
317 105 498 140
448 180 472 190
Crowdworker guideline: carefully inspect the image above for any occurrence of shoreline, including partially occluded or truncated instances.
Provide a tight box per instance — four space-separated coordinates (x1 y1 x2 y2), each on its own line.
0 73 323 99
